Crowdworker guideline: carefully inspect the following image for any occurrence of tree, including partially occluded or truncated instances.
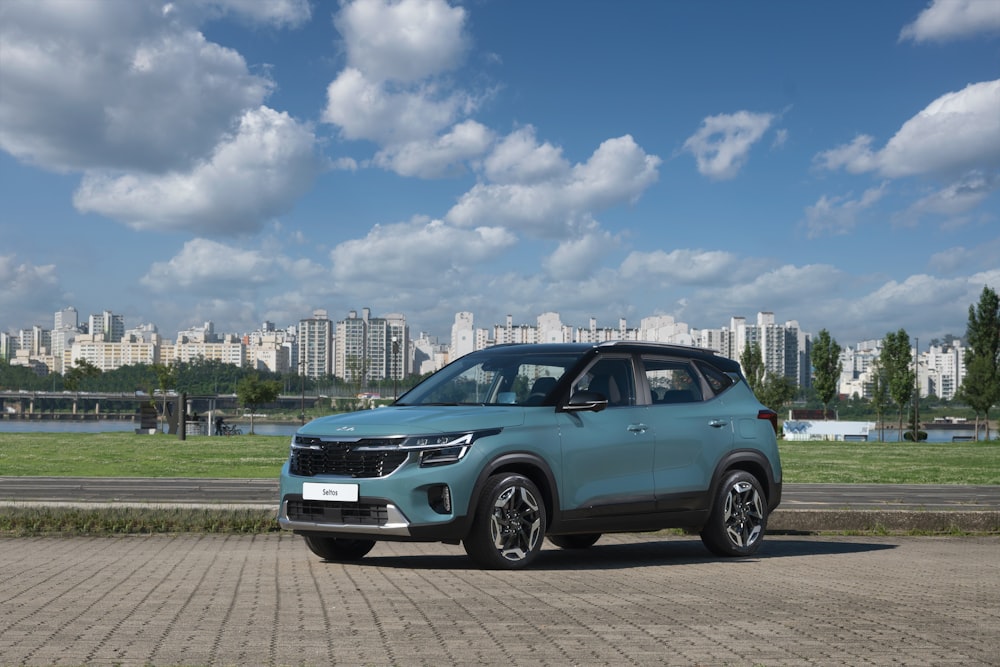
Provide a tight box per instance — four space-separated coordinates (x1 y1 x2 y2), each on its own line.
957 286 1000 441
236 374 281 435
881 329 915 439
868 356 890 441
741 340 795 418
150 363 178 432
740 341 765 396
64 359 101 391
756 374 797 419
811 329 842 419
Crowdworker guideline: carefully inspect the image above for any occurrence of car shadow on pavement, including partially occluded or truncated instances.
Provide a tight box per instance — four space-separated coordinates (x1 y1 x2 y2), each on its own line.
343 536 898 571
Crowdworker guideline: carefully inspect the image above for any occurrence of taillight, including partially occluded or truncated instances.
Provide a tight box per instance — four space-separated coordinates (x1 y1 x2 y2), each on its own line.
758 409 778 434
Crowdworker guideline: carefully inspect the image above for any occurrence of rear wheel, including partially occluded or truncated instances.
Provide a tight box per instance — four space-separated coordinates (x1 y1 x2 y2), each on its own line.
303 535 376 561
464 473 546 570
700 470 768 557
548 533 601 549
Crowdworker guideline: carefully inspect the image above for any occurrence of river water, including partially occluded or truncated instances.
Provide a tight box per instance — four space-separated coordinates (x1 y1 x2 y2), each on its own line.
0 419 300 437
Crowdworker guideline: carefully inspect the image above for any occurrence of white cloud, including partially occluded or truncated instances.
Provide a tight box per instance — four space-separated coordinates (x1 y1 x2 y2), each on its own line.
894 171 999 227
900 0 1000 43
329 218 517 288
816 79 1000 178
334 0 468 83
682 111 775 180
446 135 660 235
484 126 570 185
373 120 494 178
73 107 324 234
803 184 888 238
929 239 1000 274
141 238 276 290
543 231 619 281
0 255 62 325
619 249 743 285
190 0 312 27
323 68 468 145
0 0 274 174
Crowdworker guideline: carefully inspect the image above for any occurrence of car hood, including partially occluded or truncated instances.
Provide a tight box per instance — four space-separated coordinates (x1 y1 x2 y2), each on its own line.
296 405 526 437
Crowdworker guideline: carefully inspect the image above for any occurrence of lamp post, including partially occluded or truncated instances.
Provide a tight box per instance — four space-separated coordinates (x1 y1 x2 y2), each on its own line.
392 337 399 400
299 357 306 425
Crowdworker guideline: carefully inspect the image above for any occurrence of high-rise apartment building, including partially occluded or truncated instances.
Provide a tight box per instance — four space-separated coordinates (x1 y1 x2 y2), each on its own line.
88 310 124 343
334 308 409 383
299 310 333 379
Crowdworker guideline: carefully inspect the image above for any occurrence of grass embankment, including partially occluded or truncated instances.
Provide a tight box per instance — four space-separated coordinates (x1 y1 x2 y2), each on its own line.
1 433 998 535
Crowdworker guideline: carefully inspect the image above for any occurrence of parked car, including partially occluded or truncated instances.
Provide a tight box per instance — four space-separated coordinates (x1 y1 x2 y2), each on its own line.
278 341 781 569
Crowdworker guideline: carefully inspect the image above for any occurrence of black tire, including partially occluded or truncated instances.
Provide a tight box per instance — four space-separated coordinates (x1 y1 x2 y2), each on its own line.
303 535 376 561
548 533 601 550
700 470 768 557
463 473 546 570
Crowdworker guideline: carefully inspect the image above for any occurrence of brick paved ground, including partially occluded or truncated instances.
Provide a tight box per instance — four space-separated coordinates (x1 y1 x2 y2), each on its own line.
1 533 997 666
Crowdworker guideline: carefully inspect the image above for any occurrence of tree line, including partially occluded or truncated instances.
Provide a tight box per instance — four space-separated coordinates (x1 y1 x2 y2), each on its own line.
741 286 999 440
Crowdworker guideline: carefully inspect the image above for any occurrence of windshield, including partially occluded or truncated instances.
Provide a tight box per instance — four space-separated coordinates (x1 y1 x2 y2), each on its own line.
396 350 581 406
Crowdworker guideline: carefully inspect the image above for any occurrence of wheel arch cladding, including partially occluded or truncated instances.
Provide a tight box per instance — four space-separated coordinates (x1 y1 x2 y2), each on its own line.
468 453 558 530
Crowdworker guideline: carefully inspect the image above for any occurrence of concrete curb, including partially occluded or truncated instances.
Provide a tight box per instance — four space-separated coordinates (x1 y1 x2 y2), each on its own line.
769 508 1000 533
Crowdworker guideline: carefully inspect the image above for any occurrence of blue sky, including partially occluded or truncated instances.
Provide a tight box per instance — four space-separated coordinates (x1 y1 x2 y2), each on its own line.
1 0 998 348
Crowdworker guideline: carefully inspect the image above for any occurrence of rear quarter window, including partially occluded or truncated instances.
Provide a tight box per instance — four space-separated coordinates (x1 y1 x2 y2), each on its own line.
694 360 735 397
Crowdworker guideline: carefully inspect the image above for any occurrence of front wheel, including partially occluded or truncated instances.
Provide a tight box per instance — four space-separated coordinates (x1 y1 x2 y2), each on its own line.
700 470 768 557
464 474 546 569
303 535 376 561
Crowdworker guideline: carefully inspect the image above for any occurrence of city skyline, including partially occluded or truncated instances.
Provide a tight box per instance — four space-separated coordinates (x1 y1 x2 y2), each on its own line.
2 1 998 345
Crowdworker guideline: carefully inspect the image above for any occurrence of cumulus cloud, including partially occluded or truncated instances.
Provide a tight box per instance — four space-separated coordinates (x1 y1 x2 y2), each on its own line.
73 107 324 234
0 0 276 173
900 0 1000 43
373 120 494 178
619 249 744 286
323 67 469 145
484 126 570 185
141 238 276 291
543 231 619 281
447 135 661 235
334 0 468 83
0 255 62 320
893 171 999 228
682 111 776 180
803 184 888 238
320 0 488 177
816 79 1000 178
329 218 517 288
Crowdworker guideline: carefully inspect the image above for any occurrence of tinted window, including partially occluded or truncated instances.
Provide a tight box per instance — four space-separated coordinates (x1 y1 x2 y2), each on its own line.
694 360 735 396
572 357 636 407
642 358 703 403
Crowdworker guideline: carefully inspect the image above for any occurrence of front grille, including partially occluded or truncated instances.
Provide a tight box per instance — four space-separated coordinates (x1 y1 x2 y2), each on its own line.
286 499 389 526
289 437 409 477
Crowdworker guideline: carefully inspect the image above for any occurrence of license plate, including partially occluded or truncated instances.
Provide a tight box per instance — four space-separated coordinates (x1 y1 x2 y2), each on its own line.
303 482 359 502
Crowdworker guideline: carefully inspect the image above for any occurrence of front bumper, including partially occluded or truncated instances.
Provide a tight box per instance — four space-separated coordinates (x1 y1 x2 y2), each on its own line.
277 495 412 536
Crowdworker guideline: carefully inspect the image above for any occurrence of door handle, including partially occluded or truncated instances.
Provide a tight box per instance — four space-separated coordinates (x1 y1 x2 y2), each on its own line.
708 419 728 428
627 423 648 433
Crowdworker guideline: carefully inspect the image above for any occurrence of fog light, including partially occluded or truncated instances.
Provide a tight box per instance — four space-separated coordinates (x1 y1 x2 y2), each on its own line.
428 484 452 514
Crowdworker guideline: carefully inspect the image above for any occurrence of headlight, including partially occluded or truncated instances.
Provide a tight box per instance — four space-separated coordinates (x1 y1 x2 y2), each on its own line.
401 429 500 467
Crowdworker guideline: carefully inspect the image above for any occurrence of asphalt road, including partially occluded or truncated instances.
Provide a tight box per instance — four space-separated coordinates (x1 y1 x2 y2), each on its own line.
0 533 997 666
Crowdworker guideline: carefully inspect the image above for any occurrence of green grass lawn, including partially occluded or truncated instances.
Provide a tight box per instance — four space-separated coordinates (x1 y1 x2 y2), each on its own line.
0 432 289 478
0 432 998 484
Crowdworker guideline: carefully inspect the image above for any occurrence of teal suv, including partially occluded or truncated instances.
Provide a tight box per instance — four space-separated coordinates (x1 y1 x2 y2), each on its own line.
278 342 782 569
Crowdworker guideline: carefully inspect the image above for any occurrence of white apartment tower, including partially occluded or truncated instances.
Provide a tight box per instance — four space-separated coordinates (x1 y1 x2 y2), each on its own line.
299 310 333 379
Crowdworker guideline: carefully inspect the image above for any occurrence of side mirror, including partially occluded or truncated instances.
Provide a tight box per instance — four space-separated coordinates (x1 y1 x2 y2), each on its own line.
561 390 608 413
